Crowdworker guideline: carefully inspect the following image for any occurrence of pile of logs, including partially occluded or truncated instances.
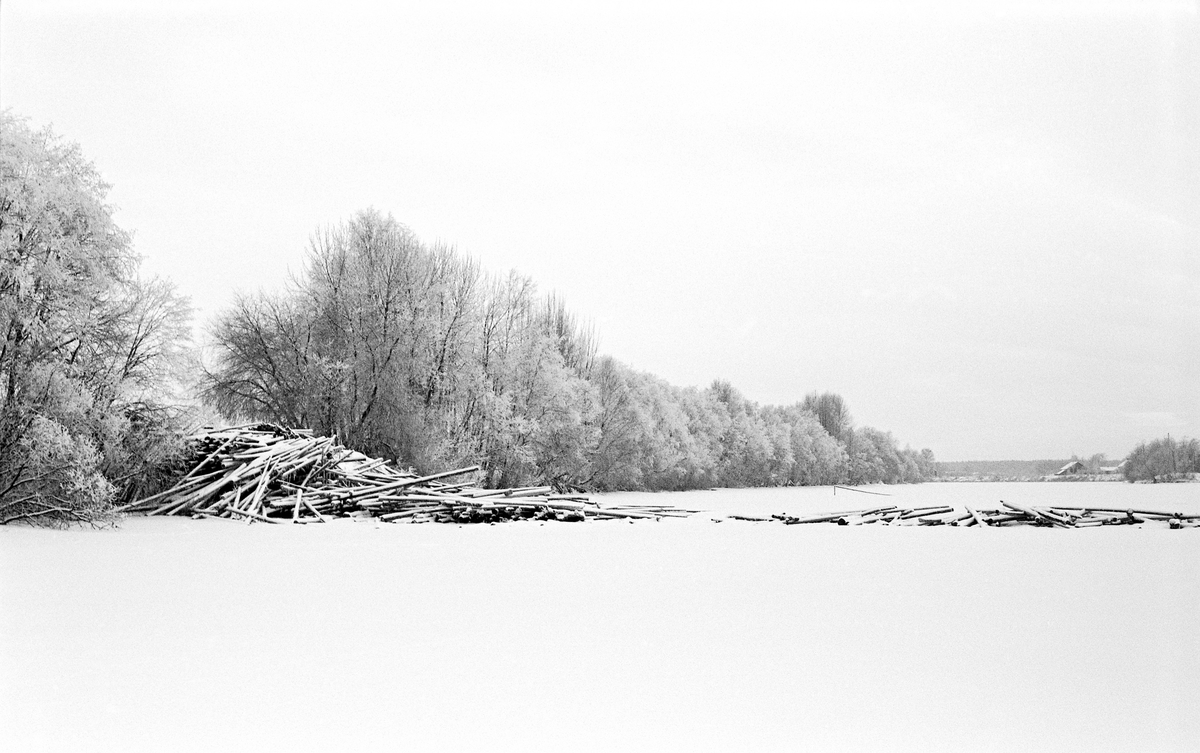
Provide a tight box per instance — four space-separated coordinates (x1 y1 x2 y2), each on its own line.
119 424 687 524
730 501 1200 528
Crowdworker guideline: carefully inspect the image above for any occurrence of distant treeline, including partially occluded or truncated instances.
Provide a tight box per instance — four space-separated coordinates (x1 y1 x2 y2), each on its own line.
203 210 937 491
935 459 1072 479
1124 436 1199 482
940 442 1200 483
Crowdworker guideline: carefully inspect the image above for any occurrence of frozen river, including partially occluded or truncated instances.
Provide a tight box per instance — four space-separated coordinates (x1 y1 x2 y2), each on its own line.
2 482 1197 752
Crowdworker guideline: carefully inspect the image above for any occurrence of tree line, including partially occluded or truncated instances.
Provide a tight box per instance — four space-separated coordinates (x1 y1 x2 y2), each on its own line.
935 459 1072 479
2 115 939 523
201 209 937 491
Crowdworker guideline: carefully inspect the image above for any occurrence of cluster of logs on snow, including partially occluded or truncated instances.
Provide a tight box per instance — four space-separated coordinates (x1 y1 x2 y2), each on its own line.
730 501 1200 528
118 424 688 524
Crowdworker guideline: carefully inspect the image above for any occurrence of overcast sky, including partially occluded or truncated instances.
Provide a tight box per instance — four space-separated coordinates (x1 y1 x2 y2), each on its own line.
3 0 1197 460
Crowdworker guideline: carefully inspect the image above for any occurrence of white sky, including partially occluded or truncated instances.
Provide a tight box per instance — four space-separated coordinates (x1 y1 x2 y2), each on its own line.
3 0 1197 460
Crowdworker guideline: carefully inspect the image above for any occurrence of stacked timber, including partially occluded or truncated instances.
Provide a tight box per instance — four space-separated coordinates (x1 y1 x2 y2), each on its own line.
731 501 1200 528
119 424 687 524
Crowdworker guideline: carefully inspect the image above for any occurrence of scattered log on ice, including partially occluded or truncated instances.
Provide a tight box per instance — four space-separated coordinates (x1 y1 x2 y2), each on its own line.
737 500 1200 528
121 424 685 525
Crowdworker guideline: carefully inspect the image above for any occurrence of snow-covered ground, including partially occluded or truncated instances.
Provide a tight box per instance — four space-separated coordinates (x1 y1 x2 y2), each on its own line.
2 483 1197 752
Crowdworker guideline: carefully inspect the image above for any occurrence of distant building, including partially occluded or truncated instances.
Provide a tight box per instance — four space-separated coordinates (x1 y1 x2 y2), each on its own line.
1099 460 1127 475
1055 460 1086 476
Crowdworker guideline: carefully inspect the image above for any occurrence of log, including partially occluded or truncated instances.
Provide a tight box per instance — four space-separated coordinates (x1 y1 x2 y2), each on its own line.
585 508 661 519
785 512 856 524
1048 505 1200 520
900 506 953 520
300 496 327 523
833 485 892 496
223 506 282 524
1001 501 1073 527
115 469 225 512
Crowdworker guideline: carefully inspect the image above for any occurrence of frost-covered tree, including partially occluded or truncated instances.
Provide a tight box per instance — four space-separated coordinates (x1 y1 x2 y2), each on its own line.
0 112 191 524
1124 436 1199 482
802 391 853 443
203 210 599 485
